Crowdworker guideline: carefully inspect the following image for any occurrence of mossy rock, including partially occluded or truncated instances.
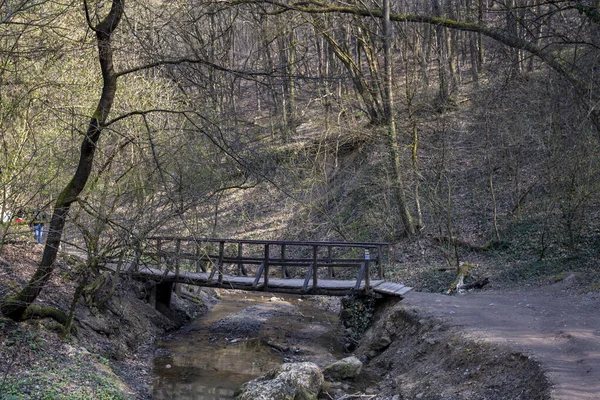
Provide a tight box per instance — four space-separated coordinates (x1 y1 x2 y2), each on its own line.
323 356 363 380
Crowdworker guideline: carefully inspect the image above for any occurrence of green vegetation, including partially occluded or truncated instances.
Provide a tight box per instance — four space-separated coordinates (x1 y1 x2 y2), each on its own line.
0 321 127 400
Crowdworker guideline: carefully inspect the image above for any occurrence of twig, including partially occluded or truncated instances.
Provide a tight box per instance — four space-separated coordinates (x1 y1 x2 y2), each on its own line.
337 394 378 399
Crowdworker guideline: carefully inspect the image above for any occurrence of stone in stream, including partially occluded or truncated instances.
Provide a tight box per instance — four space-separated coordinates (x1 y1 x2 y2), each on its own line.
234 362 323 400
323 356 363 380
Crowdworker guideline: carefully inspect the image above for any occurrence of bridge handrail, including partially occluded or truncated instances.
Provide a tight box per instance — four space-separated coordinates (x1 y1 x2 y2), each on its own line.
147 236 389 248
138 236 390 293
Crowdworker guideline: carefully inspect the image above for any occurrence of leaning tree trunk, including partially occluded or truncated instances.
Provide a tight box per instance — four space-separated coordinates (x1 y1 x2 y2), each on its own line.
1 0 124 321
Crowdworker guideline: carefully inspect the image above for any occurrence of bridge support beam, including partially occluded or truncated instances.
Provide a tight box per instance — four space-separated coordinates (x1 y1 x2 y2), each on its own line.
339 294 399 351
155 281 173 310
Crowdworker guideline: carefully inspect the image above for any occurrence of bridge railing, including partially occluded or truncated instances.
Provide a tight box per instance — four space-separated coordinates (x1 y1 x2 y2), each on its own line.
139 237 390 293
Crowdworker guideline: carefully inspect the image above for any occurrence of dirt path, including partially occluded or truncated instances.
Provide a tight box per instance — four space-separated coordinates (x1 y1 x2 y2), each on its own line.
400 283 600 400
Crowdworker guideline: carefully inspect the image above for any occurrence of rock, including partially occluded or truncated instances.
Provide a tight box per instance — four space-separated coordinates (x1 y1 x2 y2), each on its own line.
235 362 323 400
340 309 353 321
323 356 363 380
370 334 392 351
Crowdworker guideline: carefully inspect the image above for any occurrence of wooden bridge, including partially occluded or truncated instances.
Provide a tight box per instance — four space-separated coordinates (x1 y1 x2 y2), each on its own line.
123 237 411 306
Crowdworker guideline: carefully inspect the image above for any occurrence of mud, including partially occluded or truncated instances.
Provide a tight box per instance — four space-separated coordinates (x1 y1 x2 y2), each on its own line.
357 303 550 400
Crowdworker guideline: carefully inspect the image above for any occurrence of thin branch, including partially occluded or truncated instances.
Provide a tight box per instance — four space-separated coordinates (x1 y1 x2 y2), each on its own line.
226 0 594 102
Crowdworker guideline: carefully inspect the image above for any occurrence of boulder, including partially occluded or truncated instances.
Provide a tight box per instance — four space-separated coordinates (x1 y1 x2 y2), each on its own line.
235 362 324 400
323 356 363 380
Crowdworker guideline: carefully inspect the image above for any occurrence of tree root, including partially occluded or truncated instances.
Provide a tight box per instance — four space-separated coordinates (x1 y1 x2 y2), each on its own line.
1 297 77 335
23 305 78 335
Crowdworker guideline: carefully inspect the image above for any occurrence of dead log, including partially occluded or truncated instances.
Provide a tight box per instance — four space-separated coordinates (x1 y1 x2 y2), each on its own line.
458 277 490 291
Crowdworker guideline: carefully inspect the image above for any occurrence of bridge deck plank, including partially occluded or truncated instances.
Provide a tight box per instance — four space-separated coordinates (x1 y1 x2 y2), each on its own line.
130 266 410 297
371 281 412 296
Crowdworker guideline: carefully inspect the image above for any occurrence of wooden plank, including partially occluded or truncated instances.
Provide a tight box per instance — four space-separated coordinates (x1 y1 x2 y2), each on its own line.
372 281 413 297
119 262 410 298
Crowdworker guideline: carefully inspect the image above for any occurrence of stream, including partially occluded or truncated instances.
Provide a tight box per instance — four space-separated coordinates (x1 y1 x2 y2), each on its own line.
150 291 346 400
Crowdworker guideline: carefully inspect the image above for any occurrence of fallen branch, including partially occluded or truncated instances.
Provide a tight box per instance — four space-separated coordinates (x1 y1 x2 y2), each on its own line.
458 277 490 291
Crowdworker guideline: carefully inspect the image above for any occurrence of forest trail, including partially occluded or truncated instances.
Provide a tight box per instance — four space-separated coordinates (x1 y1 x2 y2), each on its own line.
400 283 600 400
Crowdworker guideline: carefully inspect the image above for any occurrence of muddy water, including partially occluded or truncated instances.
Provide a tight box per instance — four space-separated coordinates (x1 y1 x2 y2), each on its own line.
151 292 345 400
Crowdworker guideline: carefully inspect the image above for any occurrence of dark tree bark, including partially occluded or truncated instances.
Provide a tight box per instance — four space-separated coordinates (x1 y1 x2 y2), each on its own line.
1 0 124 321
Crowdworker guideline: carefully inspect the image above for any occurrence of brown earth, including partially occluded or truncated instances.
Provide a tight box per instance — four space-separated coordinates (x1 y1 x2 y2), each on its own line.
357 280 600 400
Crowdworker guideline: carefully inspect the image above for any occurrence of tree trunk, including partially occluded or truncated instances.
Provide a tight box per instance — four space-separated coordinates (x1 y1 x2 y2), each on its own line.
1 0 124 321
314 19 384 124
383 0 415 236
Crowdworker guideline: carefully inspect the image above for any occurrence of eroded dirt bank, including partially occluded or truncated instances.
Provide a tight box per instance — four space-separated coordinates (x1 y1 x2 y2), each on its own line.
396 287 600 400
357 300 551 400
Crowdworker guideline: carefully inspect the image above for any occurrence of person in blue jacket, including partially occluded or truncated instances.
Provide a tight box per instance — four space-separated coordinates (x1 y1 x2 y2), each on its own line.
30 206 47 245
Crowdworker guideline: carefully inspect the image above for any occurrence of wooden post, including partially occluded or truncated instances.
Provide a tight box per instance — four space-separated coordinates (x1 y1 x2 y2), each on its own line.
237 242 247 276
264 243 270 289
312 245 318 292
218 241 224 283
156 238 163 268
327 245 333 278
174 238 182 295
281 243 287 278
131 247 141 274
194 243 200 272
377 245 384 279
364 248 371 293
302 264 313 293
253 263 265 288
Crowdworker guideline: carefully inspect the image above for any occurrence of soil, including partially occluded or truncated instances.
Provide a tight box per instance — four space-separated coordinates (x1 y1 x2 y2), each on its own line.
390 283 600 400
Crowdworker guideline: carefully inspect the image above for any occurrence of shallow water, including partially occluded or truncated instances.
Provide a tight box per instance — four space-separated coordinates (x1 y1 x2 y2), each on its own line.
151 292 344 400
